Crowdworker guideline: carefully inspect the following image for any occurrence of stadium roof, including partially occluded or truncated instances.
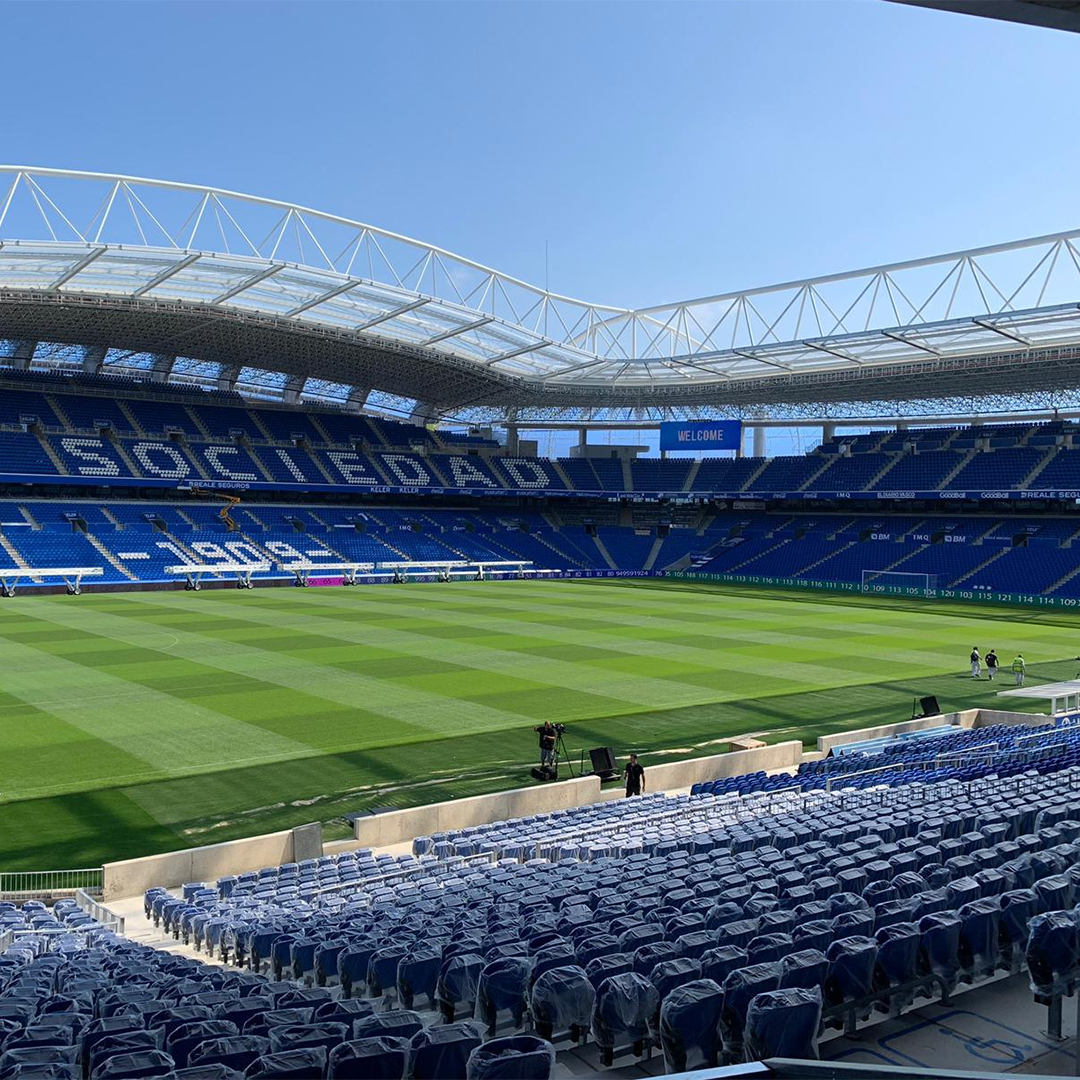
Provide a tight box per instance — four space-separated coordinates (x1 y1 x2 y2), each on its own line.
3 166 1080 423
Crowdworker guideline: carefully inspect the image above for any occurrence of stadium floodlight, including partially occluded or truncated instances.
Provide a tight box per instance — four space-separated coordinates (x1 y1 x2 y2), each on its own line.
859 570 937 597
0 567 103 596
165 562 271 591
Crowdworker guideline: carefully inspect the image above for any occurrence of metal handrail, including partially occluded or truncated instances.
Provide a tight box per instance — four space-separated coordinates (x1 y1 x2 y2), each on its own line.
0 868 103 901
75 888 125 934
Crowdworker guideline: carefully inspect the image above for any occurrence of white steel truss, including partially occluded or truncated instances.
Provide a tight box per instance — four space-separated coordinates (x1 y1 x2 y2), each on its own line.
2 166 1080 416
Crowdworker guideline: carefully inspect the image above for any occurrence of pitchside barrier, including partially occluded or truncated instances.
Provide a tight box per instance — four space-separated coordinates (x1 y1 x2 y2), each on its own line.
669 570 1080 611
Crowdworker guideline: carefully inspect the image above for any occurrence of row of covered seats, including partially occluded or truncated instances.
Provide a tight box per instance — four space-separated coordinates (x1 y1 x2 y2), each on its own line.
139 765 1080 1070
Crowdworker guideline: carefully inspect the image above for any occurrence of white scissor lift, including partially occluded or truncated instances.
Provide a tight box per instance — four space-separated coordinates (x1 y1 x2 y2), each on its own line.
0 567 104 597
165 562 272 591
279 559 550 585
279 562 376 587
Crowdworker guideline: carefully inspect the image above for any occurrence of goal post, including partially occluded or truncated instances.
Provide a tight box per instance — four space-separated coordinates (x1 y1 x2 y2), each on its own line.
860 569 938 596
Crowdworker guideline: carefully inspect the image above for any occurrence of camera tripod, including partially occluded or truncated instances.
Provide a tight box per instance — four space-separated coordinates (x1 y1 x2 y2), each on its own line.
552 731 576 779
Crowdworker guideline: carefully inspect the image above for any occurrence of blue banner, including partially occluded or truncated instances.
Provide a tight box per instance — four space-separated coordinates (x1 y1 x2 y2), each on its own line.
659 420 742 452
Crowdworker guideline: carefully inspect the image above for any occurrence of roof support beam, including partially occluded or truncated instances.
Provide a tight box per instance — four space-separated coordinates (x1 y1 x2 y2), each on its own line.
217 364 240 392
355 298 429 332
484 340 548 366
81 345 107 374
5 340 36 370
131 253 201 297
286 280 359 317
420 316 493 347
802 340 866 364
147 353 175 384
48 246 106 289
972 318 1032 346
880 330 942 356
210 263 284 305
282 374 305 405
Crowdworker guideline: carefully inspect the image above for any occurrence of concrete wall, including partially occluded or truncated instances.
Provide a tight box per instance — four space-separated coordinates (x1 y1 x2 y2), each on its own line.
351 776 601 849
103 828 297 902
969 708 1053 730
817 714 959 755
102 707 1059 902
816 707 1052 757
637 741 804 794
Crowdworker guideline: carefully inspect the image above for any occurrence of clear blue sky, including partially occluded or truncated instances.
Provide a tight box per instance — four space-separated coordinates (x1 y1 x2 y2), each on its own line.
5 0 1079 313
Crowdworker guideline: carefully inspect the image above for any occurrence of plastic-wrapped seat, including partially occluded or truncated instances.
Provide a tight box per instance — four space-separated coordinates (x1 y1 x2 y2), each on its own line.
831 910 874 939
657 979 724 1074
575 935 618 968
242 1047 327 1079
475 958 531 1036
1027 911 1080 1000
188 1037 271 1073
583 954 631 989
436 954 485 1023
791 920 832 955
743 987 822 1062
700 946 747 986
746 933 793 965
824 937 878 1019
590 973 659 1066
719 963 781 1058
338 949 373 999
529 946 578 989
408 1021 484 1080
779 949 828 992
327 1035 409 1079
465 1035 555 1080
352 1012 424 1043
530 966 594 1044
93 1050 174 1079
1035 875 1074 914
0 1047 80 1077
874 923 920 1010
167 1019 237 1071
958 899 1001 980
647 958 701 1008
88 1031 164 1078
999 889 1039 963
918 913 962 994
396 948 441 1010
368 946 408 1001
267 1022 347 1054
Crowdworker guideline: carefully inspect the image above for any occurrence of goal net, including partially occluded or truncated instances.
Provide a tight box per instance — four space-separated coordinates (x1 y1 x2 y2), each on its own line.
860 570 938 596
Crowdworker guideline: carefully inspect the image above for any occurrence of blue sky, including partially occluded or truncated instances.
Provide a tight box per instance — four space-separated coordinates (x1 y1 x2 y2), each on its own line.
5 0 1079 313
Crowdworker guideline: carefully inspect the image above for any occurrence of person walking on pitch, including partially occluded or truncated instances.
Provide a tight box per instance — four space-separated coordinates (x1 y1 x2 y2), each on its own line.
1012 654 1026 686
970 647 981 679
985 649 998 681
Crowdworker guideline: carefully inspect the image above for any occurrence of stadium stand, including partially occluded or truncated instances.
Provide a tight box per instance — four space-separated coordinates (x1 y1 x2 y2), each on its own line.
97 725 1080 1076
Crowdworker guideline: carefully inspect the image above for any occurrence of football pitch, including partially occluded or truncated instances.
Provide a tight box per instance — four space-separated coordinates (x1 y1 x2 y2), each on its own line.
3 577 1080 872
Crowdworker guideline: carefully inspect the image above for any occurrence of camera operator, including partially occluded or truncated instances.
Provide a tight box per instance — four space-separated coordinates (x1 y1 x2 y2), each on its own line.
535 721 557 768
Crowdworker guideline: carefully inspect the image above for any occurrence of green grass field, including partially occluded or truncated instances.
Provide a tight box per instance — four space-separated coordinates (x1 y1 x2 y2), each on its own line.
3 577 1080 872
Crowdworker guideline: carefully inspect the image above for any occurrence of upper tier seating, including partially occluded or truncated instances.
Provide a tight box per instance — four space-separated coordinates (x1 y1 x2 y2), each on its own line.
8 381 1080 497
52 393 137 434
690 458 762 492
2 432 61 475
0 390 64 428
192 405 264 441
871 451 960 491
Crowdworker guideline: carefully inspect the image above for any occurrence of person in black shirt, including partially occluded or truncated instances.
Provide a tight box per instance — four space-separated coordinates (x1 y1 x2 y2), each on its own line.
624 753 645 797
535 722 557 767
985 649 998 681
